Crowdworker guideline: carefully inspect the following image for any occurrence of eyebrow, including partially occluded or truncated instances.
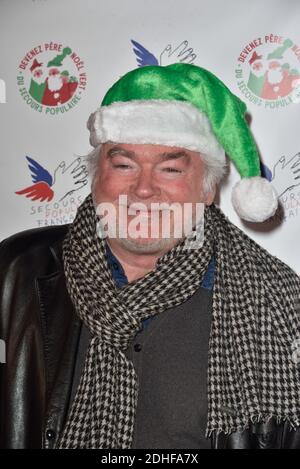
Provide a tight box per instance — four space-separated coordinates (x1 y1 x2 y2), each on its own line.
107 147 135 159
106 146 190 162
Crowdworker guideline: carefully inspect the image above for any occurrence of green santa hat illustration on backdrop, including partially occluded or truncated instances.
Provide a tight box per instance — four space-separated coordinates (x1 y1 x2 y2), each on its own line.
87 63 278 222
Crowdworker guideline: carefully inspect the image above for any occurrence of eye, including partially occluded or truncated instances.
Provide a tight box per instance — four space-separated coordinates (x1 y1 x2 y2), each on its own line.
162 167 182 173
113 164 132 169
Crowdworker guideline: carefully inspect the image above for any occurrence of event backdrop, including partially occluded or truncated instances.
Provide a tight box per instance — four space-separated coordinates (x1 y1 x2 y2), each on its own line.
0 0 299 273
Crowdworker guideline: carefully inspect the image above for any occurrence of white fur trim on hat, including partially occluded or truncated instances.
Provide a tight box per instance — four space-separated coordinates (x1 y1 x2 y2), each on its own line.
231 176 278 222
87 100 225 163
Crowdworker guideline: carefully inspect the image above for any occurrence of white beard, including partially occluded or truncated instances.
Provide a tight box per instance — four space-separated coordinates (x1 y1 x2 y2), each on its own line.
32 74 44 85
250 61 267 77
268 69 284 85
47 75 63 92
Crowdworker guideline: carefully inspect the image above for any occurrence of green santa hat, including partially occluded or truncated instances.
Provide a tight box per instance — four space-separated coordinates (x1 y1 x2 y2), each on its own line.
87 63 278 222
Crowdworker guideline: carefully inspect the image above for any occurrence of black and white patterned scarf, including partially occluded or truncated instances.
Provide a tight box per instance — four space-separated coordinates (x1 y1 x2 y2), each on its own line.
58 193 300 448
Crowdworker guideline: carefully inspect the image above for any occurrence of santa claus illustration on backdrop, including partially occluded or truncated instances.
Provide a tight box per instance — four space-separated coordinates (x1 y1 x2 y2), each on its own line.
42 67 78 106
247 39 300 100
28 47 78 106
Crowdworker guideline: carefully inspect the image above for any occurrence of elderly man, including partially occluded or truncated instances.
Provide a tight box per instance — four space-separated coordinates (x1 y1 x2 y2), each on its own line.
1 64 300 449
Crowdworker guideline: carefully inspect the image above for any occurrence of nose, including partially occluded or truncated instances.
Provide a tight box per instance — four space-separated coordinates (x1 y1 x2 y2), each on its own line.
131 167 160 200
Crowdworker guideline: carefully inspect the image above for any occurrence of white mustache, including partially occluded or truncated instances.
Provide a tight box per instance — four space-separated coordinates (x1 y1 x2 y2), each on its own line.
118 201 179 211
124 207 171 214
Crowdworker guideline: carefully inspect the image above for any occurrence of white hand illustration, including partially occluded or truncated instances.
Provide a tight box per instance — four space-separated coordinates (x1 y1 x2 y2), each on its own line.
159 40 196 66
52 156 89 202
271 152 300 197
290 80 300 104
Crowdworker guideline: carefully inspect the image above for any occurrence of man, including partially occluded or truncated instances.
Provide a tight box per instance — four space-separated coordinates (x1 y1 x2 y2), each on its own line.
1 63 300 449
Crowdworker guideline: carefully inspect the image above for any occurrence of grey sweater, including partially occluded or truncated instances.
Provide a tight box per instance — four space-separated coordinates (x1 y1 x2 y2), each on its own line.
70 283 213 449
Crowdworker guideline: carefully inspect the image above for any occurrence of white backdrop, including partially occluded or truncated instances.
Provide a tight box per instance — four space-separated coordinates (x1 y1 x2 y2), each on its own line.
0 0 299 272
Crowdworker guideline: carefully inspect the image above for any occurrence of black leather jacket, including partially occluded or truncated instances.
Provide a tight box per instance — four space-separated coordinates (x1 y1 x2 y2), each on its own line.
0 225 300 449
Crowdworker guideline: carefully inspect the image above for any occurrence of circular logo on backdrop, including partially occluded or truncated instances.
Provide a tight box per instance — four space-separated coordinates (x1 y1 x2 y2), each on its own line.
17 42 87 115
235 34 300 109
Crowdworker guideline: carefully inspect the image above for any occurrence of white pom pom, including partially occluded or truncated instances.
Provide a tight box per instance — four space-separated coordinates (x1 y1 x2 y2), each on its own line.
231 176 278 222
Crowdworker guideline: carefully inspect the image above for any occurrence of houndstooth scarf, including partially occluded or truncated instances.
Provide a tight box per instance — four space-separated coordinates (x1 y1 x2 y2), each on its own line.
58 193 300 448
